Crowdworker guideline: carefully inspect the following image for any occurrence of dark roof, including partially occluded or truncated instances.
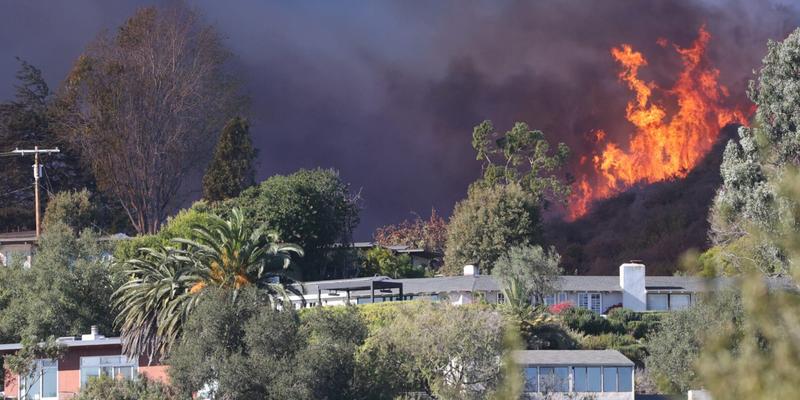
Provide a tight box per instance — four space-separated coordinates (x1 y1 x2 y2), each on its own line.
513 350 634 366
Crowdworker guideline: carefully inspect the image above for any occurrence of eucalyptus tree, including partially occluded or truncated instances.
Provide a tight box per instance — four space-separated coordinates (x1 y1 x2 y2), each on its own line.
113 209 303 361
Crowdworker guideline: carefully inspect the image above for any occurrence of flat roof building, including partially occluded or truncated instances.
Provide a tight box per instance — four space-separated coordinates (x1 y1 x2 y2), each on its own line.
513 350 635 400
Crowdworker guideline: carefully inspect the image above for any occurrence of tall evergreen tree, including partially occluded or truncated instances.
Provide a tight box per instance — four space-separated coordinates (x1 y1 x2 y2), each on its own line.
202 116 257 202
0 59 93 232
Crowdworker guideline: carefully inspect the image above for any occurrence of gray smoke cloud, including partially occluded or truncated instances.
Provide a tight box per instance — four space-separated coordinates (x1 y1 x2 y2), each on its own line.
1 0 798 238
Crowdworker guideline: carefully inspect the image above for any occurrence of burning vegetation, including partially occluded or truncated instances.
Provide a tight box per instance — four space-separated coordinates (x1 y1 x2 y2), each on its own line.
569 27 749 219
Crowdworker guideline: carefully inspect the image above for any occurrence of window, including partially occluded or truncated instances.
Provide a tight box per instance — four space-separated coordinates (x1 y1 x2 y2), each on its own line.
20 359 57 399
523 367 538 392
539 367 569 392
670 294 691 310
647 294 669 311
618 367 632 392
579 293 602 314
558 292 568 303
80 356 137 387
544 294 556 306
573 367 601 392
497 292 506 304
603 367 618 392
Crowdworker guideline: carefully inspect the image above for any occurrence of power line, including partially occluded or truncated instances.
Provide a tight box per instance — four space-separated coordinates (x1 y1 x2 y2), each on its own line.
0 184 33 199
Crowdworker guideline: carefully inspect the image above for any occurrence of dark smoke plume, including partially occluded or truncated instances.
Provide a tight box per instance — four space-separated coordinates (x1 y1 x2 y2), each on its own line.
0 0 798 238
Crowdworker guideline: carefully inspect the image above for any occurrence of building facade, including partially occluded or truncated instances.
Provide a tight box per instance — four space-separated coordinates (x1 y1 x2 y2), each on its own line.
0 327 168 400
514 350 635 400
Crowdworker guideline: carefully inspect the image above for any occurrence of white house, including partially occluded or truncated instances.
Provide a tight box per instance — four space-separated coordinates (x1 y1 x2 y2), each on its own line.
287 262 791 313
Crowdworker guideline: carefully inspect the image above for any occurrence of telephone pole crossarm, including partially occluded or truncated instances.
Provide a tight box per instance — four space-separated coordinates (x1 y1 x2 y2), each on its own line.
9 146 61 239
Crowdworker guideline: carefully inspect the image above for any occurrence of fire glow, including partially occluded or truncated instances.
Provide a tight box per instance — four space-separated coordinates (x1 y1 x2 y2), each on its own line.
568 27 748 220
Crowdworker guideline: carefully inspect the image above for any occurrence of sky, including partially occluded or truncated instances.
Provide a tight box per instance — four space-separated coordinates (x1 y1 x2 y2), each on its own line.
1 0 799 239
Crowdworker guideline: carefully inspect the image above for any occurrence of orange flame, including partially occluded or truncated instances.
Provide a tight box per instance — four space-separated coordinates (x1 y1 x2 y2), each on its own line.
568 27 748 220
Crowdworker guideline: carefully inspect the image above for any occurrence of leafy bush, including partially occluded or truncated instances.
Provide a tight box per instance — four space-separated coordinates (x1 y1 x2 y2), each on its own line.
577 333 647 366
560 307 624 335
579 333 637 349
73 375 176 400
606 307 639 325
113 204 215 260
524 322 579 350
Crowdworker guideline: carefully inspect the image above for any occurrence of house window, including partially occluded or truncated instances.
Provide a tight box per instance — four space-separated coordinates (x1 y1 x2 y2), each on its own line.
497 292 506 304
544 294 556 306
80 356 138 386
20 359 58 399
573 367 601 392
558 292 568 303
579 293 602 314
539 367 569 392
523 367 538 392
647 294 669 311
670 294 691 310
603 367 618 392
618 367 633 391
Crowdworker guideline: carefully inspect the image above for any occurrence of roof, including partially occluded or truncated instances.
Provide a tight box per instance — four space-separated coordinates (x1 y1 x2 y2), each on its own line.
512 350 634 366
289 273 797 298
0 337 121 352
0 230 37 244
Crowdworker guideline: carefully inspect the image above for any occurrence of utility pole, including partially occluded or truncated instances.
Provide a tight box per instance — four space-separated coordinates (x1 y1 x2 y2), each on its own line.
12 146 60 239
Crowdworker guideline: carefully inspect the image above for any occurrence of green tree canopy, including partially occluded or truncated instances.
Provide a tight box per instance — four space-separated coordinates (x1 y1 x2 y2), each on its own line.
0 222 119 343
472 120 570 202
217 168 360 279
168 288 368 400
443 182 542 275
0 59 95 232
709 28 800 275
645 291 742 394
359 247 425 279
493 245 562 309
202 116 257 202
113 209 302 361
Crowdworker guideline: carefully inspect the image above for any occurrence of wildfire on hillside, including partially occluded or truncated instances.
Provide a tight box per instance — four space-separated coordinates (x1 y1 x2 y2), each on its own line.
568 26 749 220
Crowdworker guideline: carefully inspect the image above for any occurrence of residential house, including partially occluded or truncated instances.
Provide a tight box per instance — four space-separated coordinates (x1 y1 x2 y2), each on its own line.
288 262 795 313
514 350 635 399
0 327 168 400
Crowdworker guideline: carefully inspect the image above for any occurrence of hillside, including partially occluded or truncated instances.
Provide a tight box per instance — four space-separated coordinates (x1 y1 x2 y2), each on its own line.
545 125 739 276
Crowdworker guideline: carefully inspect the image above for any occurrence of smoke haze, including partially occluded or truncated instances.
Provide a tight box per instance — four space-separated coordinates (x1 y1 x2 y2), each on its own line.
1 0 798 238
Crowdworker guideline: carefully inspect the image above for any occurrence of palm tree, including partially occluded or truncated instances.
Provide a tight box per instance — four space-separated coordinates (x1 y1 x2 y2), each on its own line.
113 209 303 361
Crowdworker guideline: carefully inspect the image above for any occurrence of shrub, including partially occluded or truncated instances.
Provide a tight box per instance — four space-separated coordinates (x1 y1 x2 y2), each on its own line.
577 333 647 367
603 302 623 315
560 307 624 335
606 307 639 325
548 301 574 314
73 375 176 400
524 323 579 350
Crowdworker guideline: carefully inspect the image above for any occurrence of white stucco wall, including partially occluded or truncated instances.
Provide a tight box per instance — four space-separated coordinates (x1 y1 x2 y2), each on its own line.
620 263 647 312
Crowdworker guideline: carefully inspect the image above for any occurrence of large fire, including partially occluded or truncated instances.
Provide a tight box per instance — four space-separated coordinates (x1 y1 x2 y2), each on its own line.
568 27 748 219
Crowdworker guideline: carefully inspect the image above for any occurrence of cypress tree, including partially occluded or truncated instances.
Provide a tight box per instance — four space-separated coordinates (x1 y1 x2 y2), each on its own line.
202 116 257 202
